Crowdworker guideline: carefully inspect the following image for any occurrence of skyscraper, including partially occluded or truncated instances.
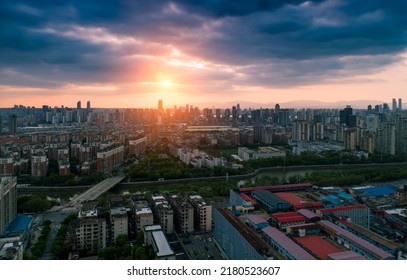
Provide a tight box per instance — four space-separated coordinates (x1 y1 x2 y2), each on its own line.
8 114 17 134
77 100 81 110
399 98 403 111
87 100 91 110
0 177 17 235
392 98 397 111
158 99 163 111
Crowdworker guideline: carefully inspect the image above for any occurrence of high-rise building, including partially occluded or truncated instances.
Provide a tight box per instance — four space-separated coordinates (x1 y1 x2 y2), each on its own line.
77 100 81 110
8 114 17 134
399 98 403 111
75 201 107 254
168 193 194 233
87 101 91 110
158 99 163 111
392 98 397 111
0 177 17 235
31 153 48 178
187 193 212 232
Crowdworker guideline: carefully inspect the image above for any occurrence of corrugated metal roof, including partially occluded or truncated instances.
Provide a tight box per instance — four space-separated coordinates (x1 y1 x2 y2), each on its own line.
262 226 316 260
328 251 367 260
317 220 395 260
357 186 397 197
240 183 313 193
294 234 342 260
319 204 368 213
247 214 268 225
252 190 289 205
297 209 319 219
271 212 307 223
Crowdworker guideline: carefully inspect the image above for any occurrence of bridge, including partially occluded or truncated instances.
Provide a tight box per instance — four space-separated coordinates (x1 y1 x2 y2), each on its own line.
66 174 126 208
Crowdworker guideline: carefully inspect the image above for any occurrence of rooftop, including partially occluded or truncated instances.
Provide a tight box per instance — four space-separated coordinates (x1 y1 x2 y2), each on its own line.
317 220 395 260
293 234 342 260
152 230 174 257
218 208 270 253
262 226 316 260
1 215 32 237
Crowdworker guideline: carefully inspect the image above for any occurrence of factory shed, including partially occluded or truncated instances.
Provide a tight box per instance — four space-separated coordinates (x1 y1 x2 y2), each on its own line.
239 183 313 193
274 192 323 210
357 186 397 197
287 223 320 236
262 226 316 260
239 193 259 207
318 220 395 260
293 234 342 260
251 190 290 212
297 209 320 222
328 251 367 260
246 214 269 230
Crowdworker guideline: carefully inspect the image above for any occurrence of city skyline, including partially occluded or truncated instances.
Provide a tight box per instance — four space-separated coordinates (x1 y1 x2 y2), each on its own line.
1 1 407 108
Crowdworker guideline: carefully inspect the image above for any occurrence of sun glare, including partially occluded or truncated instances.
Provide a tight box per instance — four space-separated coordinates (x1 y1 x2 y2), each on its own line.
161 79 171 88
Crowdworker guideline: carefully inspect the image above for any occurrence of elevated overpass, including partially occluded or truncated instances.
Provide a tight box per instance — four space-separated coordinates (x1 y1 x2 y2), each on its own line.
66 175 126 208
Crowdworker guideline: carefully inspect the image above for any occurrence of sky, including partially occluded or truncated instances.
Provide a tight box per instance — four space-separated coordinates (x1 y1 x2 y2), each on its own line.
1 0 407 109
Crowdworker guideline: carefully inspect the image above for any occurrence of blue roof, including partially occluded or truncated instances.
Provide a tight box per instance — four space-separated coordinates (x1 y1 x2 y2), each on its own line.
1 215 32 237
358 186 397 197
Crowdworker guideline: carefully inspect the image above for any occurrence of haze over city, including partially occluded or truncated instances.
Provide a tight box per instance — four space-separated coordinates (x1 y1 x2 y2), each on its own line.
1 0 407 108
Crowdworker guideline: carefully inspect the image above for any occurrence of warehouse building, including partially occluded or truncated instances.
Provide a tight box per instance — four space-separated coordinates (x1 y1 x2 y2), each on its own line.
334 217 401 255
293 234 342 260
317 220 395 260
261 226 316 260
251 190 290 212
246 214 268 230
269 212 307 230
317 204 370 229
213 208 273 260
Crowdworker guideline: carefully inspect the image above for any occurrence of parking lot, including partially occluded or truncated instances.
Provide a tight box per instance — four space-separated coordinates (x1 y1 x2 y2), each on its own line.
182 233 224 260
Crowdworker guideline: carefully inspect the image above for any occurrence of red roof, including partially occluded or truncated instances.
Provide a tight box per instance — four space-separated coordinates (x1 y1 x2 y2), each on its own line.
271 212 307 223
294 234 342 260
239 183 313 193
239 193 259 205
319 204 368 213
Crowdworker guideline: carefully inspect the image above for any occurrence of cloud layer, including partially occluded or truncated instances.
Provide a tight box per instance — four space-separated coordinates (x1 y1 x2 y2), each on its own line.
1 0 407 104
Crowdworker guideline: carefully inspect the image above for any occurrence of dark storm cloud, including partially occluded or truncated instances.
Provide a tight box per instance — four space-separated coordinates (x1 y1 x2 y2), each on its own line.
1 0 407 89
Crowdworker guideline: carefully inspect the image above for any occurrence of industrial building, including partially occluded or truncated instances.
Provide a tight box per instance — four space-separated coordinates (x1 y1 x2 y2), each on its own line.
317 220 395 260
333 217 401 255
251 190 290 212
317 204 370 229
269 212 307 230
261 226 316 260
246 214 268 230
293 234 342 260
274 192 323 210
213 208 273 260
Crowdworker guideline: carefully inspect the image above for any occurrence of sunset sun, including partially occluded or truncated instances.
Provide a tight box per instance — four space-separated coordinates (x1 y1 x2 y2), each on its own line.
161 79 171 88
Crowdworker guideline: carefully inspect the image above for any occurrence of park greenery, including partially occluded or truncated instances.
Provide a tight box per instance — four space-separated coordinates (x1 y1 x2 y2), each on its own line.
51 214 77 259
97 233 155 260
17 195 53 213
24 220 52 260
